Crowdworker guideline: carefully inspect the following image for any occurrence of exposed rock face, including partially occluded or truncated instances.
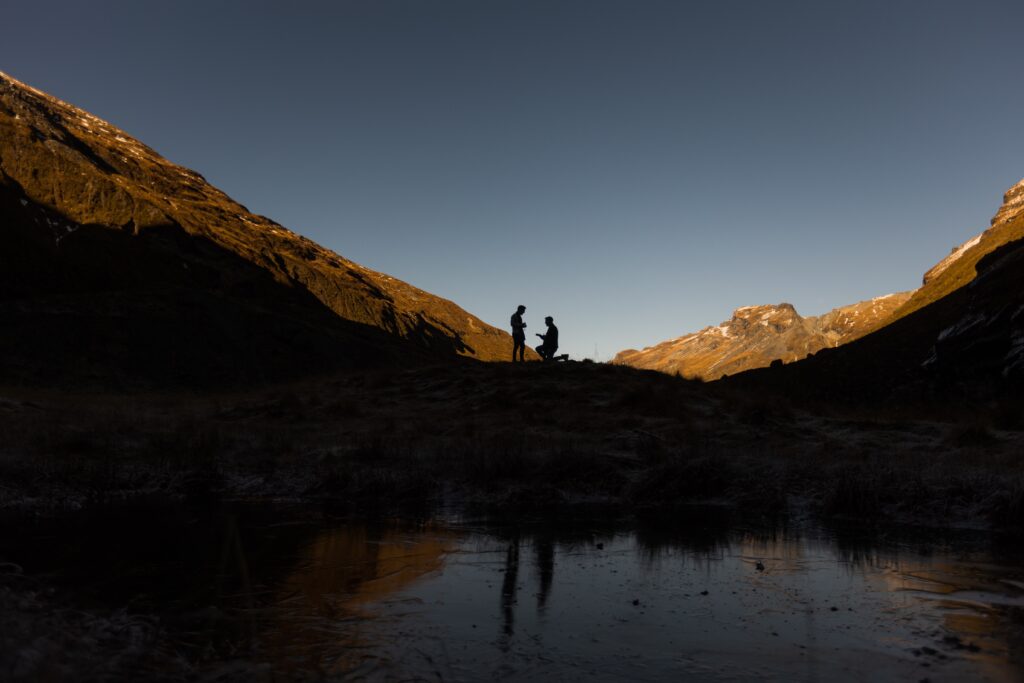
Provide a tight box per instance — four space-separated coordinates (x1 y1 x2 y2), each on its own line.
0 71 518 386
922 232 984 285
990 177 1024 228
920 180 1024 287
614 294 911 380
890 177 1024 323
615 177 1024 382
726 177 1024 402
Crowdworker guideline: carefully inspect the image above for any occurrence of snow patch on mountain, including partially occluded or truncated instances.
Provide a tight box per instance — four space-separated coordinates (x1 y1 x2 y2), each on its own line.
922 233 984 285
614 294 913 379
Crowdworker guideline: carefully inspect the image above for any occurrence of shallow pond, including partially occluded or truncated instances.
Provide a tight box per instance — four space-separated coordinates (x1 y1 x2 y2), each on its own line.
3 503 1023 681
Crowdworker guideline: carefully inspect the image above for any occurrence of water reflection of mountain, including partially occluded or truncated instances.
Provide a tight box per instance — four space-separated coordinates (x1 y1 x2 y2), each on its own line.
260 523 456 676
289 524 453 608
6 505 1023 680
875 559 1024 681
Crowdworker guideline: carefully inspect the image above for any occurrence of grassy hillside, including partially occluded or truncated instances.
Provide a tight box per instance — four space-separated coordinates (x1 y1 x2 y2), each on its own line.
855 184 1024 340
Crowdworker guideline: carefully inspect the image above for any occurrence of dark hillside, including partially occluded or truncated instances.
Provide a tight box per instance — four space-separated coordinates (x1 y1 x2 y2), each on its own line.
0 71 522 388
615 179 1024 383
727 226 1024 404
0 183 425 387
863 178 1024 335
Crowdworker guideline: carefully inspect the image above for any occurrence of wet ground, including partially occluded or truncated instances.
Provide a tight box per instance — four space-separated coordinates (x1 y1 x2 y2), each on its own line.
2 503 1023 681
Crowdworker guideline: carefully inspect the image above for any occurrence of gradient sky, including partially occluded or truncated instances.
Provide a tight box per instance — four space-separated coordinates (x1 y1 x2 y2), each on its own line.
4 1 1024 360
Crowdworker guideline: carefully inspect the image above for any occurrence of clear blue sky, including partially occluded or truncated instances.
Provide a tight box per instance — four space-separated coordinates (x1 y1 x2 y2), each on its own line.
5 1 1023 360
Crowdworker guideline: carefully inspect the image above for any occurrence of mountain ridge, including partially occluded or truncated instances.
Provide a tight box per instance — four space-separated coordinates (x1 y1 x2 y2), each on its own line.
879 177 1024 327
723 178 1024 401
613 293 911 379
614 177 1024 380
0 71 522 386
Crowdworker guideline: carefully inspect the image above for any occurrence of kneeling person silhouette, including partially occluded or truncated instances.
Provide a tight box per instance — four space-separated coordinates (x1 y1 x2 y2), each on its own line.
535 316 560 361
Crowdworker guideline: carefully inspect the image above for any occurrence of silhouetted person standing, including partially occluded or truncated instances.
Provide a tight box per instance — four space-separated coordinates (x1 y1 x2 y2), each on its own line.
535 316 558 361
511 305 527 362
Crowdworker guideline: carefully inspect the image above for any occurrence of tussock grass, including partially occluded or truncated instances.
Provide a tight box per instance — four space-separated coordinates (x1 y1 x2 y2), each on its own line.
1 360 1023 531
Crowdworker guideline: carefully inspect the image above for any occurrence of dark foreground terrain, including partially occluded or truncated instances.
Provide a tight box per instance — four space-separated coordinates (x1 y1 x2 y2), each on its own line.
3 360 1022 528
3 353 1024 682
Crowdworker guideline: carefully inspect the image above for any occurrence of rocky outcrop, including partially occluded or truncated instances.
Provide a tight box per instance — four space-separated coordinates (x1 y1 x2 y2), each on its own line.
615 177 1024 382
613 294 911 380
0 71 519 386
990 177 1024 228
924 180 1024 286
887 177 1024 325
725 177 1024 402
922 232 984 285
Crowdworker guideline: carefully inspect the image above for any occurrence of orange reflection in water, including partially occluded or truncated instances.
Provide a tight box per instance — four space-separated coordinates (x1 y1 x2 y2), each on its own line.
876 560 1023 683
258 522 458 677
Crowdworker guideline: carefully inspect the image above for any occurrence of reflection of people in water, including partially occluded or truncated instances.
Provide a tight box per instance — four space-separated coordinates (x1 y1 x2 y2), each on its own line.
534 535 554 611
499 532 556 639
500 535 520 639
510 305 527 362
535 316 559 361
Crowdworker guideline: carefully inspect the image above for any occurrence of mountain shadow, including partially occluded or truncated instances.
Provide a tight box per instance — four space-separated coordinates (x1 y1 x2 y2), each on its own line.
0 186 439 388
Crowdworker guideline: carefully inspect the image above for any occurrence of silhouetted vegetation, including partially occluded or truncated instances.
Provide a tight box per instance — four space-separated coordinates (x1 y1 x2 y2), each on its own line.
2 361 1022 534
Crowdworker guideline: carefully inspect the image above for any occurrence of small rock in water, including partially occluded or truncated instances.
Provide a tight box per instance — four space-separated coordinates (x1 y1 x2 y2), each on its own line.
755 561 765 571
632 599 640 606
596 542 604 550
700 590 709 596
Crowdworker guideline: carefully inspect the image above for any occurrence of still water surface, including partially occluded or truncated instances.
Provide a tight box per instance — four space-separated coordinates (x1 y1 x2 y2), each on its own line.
4 503 1023 681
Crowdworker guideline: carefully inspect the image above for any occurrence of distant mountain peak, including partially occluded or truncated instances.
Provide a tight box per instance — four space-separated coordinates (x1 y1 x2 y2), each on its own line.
614 176 1024 382
613 294 912 379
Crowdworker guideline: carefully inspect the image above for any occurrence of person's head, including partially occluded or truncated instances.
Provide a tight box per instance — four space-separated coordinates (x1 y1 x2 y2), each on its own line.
517 305 526 314
545 316 553 325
